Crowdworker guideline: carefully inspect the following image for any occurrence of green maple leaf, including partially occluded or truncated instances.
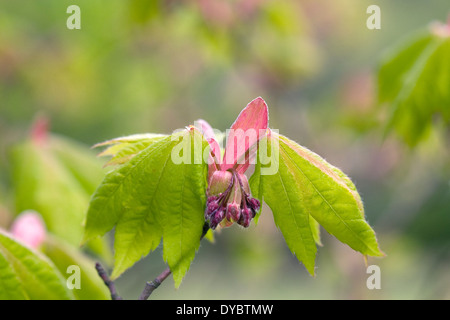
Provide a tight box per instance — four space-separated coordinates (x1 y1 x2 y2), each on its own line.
83 128 209 287
250 131 384 275
84 97 383 290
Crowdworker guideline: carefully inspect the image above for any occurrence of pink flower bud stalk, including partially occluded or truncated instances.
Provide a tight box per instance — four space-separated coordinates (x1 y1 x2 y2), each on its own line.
225 182 242 222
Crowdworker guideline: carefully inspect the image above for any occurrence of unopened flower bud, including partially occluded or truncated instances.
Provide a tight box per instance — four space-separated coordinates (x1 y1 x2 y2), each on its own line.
207 171 233 196
247 197 260 216
205 196 219 218
226 203 240 222
205 169 260 230
238 207 252 228
210 208 225 230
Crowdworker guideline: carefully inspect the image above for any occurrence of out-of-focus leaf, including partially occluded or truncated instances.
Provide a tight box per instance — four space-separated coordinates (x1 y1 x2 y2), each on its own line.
10 135 111 261
405 179 450 246
42 235 110 300
0 191 13 229
83 129 209 287
129 0 162 24
0 230 74 300
249 1 321 82
50 135 106 195
12 141 88 246
378 27 450 146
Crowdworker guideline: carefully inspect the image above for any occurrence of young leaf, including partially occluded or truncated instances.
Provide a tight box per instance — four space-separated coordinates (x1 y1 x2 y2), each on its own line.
94 133 168 167
309 215 322 247
94 133 168 147
0 250 28 299
0 230 74 300
250 131 383 274
279 133 382 256
249 140 322 246
83 128 209 287
257 148 318 275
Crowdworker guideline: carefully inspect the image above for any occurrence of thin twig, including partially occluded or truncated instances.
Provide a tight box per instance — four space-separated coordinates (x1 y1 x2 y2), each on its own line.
96 222 211 300
95 262 123 300
138 266 172 300
138 222 211 300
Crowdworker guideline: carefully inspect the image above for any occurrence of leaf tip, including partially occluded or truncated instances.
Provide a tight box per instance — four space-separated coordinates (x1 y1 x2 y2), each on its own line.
302 257 317 278
91 141 107 149
173 273 184 289
377 248 387 258
367 244 386 258
80 235 89 247
306 265 316 278
110 269 122 281
80 230 96 248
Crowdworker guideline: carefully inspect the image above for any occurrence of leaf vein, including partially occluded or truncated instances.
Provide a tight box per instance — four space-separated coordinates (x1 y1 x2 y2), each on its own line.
279 143 373 253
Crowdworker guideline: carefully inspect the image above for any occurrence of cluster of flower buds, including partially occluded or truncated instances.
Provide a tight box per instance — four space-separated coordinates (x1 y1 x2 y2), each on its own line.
205 170 260 230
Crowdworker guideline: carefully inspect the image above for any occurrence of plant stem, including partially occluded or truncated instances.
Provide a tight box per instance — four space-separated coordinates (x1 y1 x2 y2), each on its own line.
95 262 123 300
96 222 211 300
138 266 171 300
138 222 211 300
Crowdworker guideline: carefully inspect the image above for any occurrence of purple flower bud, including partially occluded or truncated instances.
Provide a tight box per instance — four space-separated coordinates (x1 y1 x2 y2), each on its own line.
247 197 260 216
226 203 240 222
207 197 219 212
205 169 261 230
238 207 252 228
205 209 211 221
207 195 218 203
205 196 219 220
210 208 225 230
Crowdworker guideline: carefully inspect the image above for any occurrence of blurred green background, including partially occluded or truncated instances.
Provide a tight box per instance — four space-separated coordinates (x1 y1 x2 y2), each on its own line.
0 0 449 299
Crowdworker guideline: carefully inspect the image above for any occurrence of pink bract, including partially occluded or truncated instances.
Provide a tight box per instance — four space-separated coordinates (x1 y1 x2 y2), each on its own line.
198 97 268 229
